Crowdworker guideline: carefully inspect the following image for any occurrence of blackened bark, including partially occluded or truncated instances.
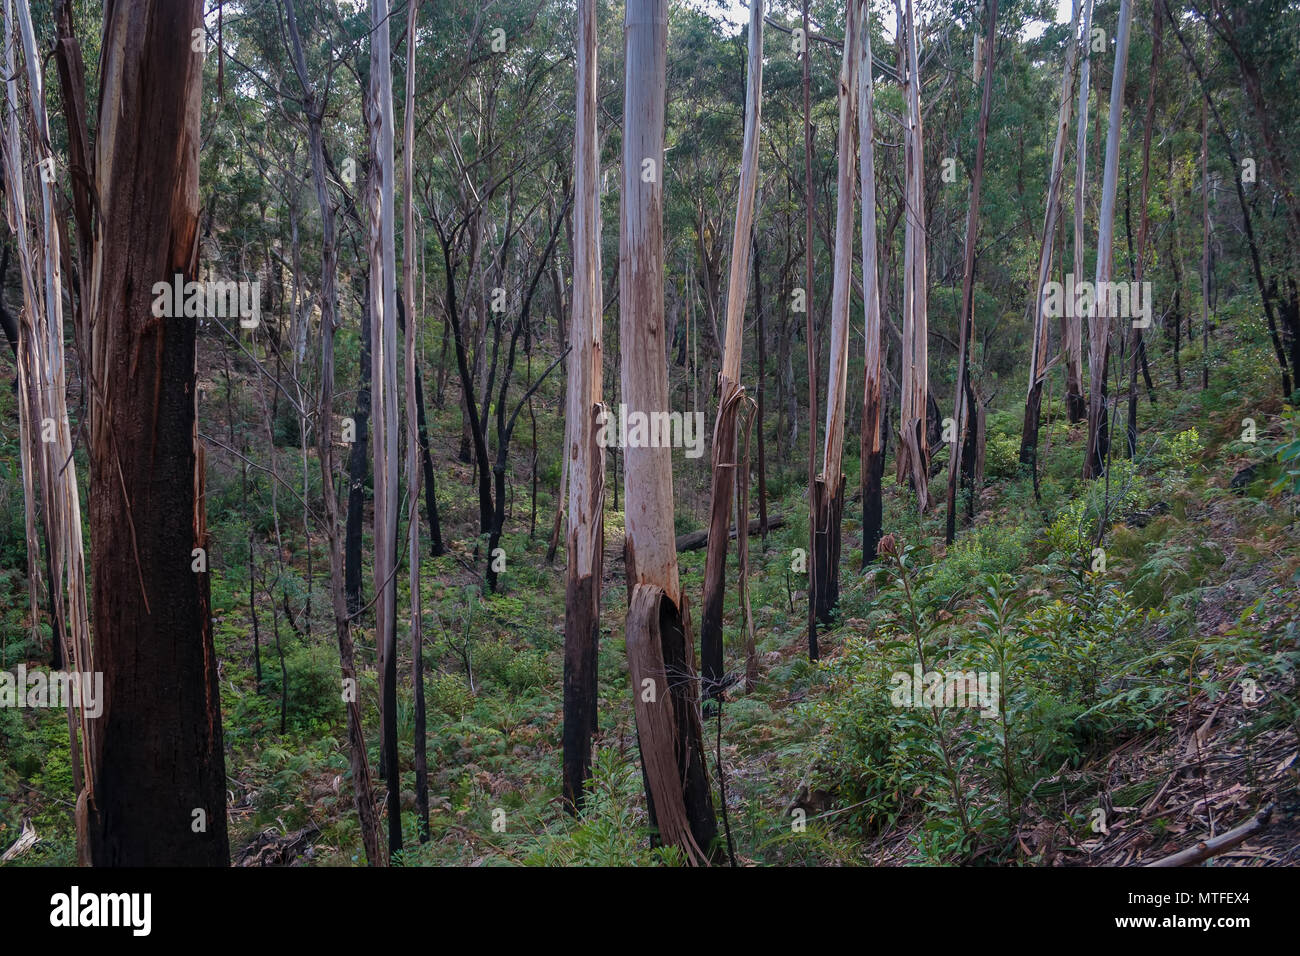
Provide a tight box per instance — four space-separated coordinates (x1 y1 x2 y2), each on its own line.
87 0 228 865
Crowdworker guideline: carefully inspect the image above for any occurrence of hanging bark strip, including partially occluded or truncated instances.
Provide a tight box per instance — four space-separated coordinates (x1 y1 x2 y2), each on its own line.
620 0 718 862
859 0 886 567
945 0 998 545
701 0 763 703
1021 0 1082 471
813 0 858 625
85 0 228 865
1085 0 1134 479
368 0 403 857
283 0 383 865
896 0 931 510
562 0 607 814
4 0 95 855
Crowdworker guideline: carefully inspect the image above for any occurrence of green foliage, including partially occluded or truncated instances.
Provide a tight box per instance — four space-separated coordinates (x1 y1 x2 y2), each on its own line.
984 431 1022 480
925 523 1031 602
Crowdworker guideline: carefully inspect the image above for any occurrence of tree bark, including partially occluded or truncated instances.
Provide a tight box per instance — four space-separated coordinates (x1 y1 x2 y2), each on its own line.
896 0 931 510
1066 0 1095 423
368 0 402 858
1085 0 1133 479
945 0 998 545
283 0 383 865
620 0 718 864
563 0 607 813
85 0 228 865
701 0 763 700
1021 0 1082 470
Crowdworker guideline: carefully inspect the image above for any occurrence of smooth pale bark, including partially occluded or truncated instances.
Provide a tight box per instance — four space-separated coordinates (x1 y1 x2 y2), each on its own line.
945 0 998 545
1200 97 1212 391
813 0 858 624
563 0 606 813
1066 0 1095 424
620 0 717 864
859 0 886 567
86 0 228 865
1126 0 1162 458
283 0 383 865
368 0 402 856
896 0 931 510
1021 0 1082 470
701 0 763 699
5 0 94 849
403 0 429 844
1084 0 1133 479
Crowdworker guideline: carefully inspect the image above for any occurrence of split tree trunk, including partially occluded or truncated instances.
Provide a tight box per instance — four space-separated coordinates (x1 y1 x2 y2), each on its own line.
620 0 718 864
813 0 858 624
701 0 763 699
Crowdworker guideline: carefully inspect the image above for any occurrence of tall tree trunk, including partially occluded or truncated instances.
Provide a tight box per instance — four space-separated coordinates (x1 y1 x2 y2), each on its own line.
345 278 372 614
5 0 94 851
945 0 998 545
403 0 429 845
1085 0 1133 479
283 0 383 865
620 0 717 864
1022 0 1082 470
896 0 931 510
1126 0 1161 458
801 0 819 661
753 236 769 543
1066 0 1095 423
1200 95 1212 392
859 0 886 567
701 0 763 699
85 0 228 865
368 0 402 857
813 0 858 624
563 0 607 813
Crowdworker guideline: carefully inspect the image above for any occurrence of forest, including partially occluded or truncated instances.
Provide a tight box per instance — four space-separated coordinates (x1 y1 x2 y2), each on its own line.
0 0 1297 870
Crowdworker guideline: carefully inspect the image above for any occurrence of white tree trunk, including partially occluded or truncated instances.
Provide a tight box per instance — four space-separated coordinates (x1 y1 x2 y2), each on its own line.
1086 0 1134 478
562 0 607 811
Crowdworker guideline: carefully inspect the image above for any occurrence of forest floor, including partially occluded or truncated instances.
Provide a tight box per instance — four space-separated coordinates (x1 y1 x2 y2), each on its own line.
1 330 1297 866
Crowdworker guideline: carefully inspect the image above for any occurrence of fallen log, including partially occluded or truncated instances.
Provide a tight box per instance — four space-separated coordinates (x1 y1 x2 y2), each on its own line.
1144 804 1273 867
675 514 784 553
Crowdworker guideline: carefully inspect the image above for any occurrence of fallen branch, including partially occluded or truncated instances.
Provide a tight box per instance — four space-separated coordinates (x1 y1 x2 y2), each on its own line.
676 514 784 553
1144 805 1273 867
